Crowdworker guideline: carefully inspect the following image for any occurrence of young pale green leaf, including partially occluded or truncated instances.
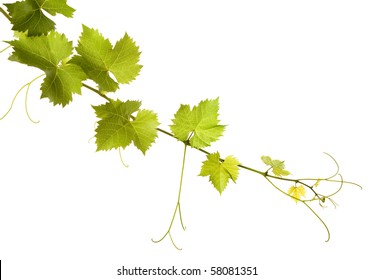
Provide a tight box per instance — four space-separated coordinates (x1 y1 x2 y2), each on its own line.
199 152 239 195
5 0 75 36
93 100 159 154
170 98 225 148
7 31 86 106
261 155 291 177
72 25 142 92
260 156 273 166
288 185 306 203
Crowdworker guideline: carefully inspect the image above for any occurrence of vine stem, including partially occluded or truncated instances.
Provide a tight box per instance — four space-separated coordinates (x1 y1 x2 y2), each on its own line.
151 142 188 250
82 83 112 102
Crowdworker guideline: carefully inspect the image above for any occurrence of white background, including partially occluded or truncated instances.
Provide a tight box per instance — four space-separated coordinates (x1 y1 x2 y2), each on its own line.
1 0 373 279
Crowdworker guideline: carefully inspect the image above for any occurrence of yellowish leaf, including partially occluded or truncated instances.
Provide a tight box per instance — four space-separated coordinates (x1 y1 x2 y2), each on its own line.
288 185 306 202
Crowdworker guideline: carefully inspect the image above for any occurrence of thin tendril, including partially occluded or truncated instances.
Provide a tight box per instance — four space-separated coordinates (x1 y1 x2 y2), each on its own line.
302 201 331 242
88 136 95 143
0 74 44 121
118 148 129 168
152 143 188 249
324 152 340 180
25 79 40 123
168 232 182 251
0 45 11 54
88 122 98 143
0 83 23 120
327 197 338 209
178 202 186 230
324 179 362 189
151 202 179 247
324 174 344 198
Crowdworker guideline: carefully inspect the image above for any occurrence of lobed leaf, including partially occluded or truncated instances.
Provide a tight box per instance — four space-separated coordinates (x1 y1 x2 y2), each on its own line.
199 152 239 195
261 155 291 177
170 98 225 148
72 25 142 92
5 0 75 36
288 185 306 203
93 100 159 154
40 65 86 106
7 31 86 106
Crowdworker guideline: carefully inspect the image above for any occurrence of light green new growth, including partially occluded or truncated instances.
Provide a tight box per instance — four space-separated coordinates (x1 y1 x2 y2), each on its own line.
72 25 142 92
261 155 291 177
288 185 306 203
7 31 86 106
5 0 74 36
170 98 225 148
199 152 240 194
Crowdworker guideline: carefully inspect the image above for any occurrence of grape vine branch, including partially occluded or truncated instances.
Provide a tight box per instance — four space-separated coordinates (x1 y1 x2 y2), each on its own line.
0 2 361 250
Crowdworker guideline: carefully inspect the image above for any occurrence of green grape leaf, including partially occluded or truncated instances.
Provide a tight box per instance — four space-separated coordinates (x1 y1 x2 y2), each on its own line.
7 31 86 106
199 152 239 195
261 155 291 177
5 0 75 36
93 100 159 154
131 110 160 153
170 98 225 148
71 25 142 92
